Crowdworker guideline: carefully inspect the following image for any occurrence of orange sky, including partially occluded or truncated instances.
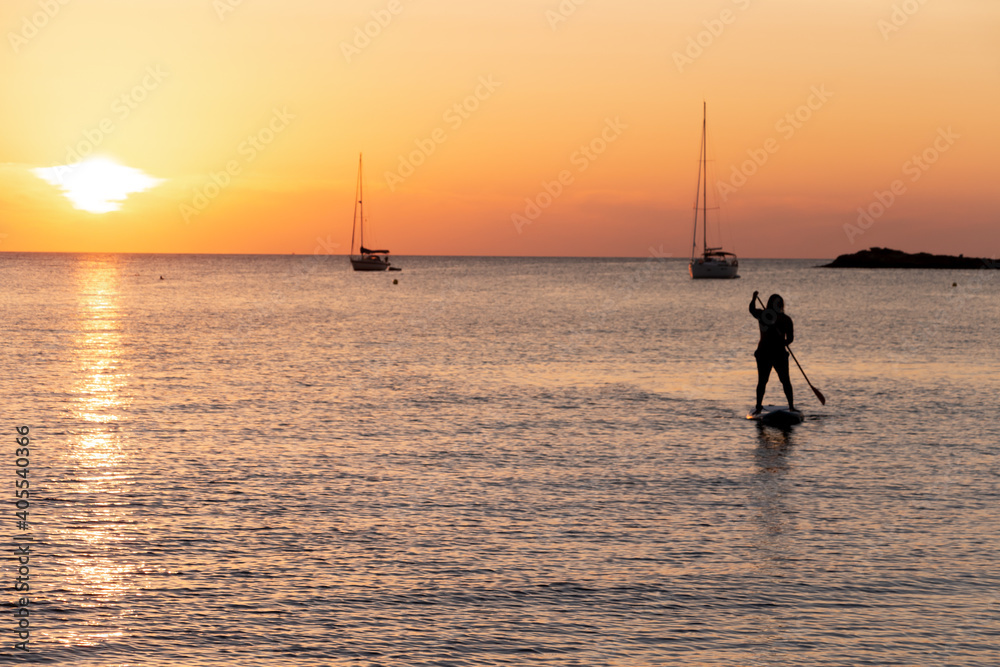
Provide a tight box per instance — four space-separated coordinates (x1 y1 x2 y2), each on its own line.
1 0 998 257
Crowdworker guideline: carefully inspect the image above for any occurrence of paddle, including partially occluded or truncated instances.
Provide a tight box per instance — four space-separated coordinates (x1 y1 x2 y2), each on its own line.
755 294 826 406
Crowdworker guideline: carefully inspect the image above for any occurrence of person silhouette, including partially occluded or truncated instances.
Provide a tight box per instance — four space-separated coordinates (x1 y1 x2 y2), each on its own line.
749 291 795 414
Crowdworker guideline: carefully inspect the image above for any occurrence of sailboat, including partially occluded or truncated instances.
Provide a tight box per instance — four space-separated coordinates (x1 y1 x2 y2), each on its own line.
689 103 738 279
349 153 397 272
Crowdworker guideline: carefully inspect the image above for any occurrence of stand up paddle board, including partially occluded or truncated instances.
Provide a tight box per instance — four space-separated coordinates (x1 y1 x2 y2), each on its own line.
747 405 803 426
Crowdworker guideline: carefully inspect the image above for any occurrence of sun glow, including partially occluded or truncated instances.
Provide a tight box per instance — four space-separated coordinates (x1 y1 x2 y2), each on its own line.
34 157 163 214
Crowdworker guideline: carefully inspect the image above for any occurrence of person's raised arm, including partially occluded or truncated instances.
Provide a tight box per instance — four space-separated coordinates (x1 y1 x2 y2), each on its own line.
749 290 760 317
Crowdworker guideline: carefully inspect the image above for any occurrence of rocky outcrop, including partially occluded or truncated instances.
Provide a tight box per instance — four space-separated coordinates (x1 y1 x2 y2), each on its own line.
822 247 998 269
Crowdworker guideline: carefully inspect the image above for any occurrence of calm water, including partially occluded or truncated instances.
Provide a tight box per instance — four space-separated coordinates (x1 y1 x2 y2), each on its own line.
2 254 997 666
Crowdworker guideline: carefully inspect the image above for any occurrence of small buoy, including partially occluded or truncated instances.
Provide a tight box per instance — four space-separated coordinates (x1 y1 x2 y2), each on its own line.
159 276 164 280
393 279 398 285
952 282 957 287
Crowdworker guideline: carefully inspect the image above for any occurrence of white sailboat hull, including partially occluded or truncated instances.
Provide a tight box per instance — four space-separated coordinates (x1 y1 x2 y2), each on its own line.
689 256 739 279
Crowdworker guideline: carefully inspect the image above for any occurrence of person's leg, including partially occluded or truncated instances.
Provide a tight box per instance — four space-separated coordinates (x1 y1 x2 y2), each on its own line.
775 354 794 409
755 352 772 412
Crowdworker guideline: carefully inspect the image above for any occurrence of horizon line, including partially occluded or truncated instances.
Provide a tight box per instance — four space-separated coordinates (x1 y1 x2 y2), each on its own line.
0 250 840 260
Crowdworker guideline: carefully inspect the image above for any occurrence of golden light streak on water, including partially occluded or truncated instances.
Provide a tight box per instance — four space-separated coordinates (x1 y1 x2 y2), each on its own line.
58 256 139 650
72 256 130 469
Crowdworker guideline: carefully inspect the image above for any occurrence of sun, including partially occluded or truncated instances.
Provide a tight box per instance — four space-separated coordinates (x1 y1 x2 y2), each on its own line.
34 157 163 214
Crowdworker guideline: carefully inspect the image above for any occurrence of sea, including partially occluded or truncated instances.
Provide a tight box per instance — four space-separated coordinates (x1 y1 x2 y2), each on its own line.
1 253 997 666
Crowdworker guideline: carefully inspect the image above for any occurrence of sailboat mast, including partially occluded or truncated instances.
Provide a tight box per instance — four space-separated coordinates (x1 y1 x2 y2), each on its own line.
702 102 707 256
358 153 364 251
690 108 705 262
350 154 361 256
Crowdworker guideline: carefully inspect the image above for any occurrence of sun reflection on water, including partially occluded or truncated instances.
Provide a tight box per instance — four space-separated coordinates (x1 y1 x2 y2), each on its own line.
73 257 131 468
57 256 139 649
